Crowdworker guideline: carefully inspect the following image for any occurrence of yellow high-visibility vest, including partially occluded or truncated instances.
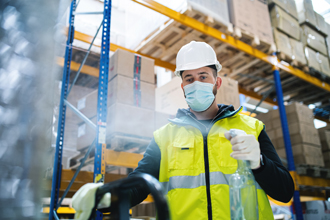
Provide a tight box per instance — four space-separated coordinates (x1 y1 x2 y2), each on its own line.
154 109 274 220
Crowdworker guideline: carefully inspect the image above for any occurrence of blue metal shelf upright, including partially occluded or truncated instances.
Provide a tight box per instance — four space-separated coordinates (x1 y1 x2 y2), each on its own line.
49 0 112 219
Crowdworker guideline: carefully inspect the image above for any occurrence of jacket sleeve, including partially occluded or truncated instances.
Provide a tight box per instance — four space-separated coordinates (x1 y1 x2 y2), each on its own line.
99 137 161 213
127 137 161 207
252 128 294 203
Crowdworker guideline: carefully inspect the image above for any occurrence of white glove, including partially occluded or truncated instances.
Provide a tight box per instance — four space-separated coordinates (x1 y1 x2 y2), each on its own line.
71 183 111 220
224 129 261 170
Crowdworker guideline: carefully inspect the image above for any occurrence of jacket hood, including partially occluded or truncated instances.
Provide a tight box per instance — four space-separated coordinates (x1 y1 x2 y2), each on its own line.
175 104 236 119
169 104 242 129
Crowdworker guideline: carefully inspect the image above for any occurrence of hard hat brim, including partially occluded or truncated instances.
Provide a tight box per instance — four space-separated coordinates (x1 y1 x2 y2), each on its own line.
174 61 222 77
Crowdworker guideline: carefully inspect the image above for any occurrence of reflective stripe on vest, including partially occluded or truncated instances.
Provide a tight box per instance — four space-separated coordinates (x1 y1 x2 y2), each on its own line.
161 171 262 194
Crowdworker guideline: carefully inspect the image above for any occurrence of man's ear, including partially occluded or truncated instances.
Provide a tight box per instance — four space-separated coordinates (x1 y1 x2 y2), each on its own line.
181 83 183 90
216 76 222 90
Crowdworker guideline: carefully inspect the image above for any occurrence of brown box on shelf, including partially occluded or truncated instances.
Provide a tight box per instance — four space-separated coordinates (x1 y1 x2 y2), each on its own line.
77 75 155 119
216 76 240 110
77 103 155 150
295 0 317 27
317 53 330 77
108 75 155 110
323 152 330 162
107 103 154 138
301 25 327 55
275 122 321 147
77 117 97 151
254 0 274 44
273 28 292 59
305 47 322 72
270 5 300 40
319 130 330 151
131 202 156 218
289 38 307 65
269 102 315 127
155 76 240 115
109 49 155 84
276 144 324 166
268 0 298 20
255 113 273 130
228 0 255 35
315 12 328 36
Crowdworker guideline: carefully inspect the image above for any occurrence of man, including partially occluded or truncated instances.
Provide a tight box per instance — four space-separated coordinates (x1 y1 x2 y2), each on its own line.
72 41 294 220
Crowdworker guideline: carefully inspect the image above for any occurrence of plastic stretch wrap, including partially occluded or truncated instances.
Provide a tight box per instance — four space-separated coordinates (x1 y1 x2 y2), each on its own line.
0 1 58 219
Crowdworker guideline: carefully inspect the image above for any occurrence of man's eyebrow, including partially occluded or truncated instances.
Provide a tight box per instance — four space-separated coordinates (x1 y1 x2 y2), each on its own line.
183 74 193 79
198 72 209 75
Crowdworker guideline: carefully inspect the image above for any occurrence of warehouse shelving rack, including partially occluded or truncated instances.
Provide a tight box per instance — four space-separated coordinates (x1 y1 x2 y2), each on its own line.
50 0 330 219
49 0 111 219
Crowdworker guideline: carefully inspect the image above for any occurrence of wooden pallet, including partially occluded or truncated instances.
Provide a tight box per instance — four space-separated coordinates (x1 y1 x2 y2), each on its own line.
69 133 151 169
296 164 330 179
232 26 276 54
135 4 275 68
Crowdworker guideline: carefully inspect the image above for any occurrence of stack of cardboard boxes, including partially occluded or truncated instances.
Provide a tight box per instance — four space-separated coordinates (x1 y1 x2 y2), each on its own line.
228 0 274 48
76 49 156 151
296 0 330 76
269 0 306 65
256 102 324 167
319 128 330 168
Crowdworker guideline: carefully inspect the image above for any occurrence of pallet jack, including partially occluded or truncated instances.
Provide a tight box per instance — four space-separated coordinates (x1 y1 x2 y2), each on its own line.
89 173 170 220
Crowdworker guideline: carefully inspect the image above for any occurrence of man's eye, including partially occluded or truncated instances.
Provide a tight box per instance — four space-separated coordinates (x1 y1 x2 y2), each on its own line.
187 78 192 82
201 76 206 79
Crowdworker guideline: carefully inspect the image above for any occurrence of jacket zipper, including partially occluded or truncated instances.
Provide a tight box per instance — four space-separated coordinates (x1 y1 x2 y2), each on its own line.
187 108 228 220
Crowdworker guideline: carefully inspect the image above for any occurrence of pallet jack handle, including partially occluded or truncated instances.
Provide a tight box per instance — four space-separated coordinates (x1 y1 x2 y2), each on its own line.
89 173 170 220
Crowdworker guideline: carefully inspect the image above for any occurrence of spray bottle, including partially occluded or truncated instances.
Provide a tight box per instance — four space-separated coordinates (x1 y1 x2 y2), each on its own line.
228 129 259 220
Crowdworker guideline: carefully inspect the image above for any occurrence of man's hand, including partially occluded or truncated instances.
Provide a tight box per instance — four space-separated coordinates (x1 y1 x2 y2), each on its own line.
71 183 111 220
224 129 261 170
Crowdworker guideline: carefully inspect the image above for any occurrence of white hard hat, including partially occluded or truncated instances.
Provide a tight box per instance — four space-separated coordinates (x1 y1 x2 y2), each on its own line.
174 41 222 77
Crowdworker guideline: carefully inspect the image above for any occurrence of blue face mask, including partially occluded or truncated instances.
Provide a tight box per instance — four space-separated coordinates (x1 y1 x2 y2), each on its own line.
183 81 216 112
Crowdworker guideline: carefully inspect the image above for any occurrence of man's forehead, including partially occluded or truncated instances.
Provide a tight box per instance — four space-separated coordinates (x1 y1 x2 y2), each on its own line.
182 67 213 77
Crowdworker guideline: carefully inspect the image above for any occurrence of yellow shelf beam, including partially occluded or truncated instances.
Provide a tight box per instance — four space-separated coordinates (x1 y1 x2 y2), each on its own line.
74 31 176 71
131 0 330 93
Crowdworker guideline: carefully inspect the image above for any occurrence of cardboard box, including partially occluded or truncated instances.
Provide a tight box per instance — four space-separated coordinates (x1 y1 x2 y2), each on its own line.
276 144 324 166
323 151 330 162
254 0 274 44
107 103 154 138
228 0 255 34
315 12 328 36
77 117 96 151
273 28 292 58
294 201 330 219
301 25 327 55
108 75 155 110
305 47 321 72
319 130 330 151
109 49 155 84
155 77 188 115
275 122 321 147
290 38 307 65
271 111 314 128
155 76 240 115
77 75 155 119
131 202 156 218
77 103 155 150
216 77 240 110
270 5 300 40
295 0 317 26
268 0 298 20
269 102 315 127
317 52 330 77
